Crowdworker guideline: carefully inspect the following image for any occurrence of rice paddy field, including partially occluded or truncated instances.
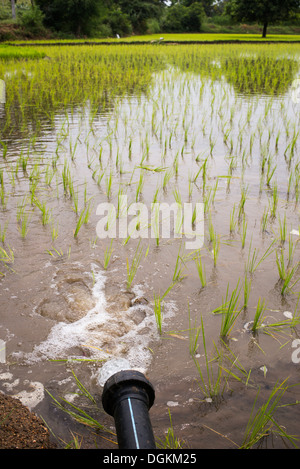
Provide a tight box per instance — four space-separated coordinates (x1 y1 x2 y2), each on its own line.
0 41 300 449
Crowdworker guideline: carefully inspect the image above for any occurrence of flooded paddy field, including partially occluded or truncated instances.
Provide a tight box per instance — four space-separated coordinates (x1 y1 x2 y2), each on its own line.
0 43 300 449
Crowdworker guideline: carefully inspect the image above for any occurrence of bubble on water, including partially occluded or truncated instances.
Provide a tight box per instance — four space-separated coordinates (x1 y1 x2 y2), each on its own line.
97 358 134 387
20 267 175 380
12 381 44 410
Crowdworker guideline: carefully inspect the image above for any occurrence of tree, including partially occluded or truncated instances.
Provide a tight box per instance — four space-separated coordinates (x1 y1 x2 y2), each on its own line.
183 0 214 16
162 2 204 32
114 0 164 32
226 0 300 37
35 0 102 36
11 0 16 19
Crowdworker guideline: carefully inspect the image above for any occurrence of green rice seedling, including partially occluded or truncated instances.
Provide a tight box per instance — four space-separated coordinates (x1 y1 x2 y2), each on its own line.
240 379 299 449
51 223 59 242
0 244 14 265
103 239 113 270
126 240 143 290
46 371 113 435
278 213 287 244
245 239 275 275
0 140 8 159
217 339 252 388
240 214 247 249
238 185 248 220
105 169 113 200
212 234 220 267
266 160 277 188
287 234 296 266
275 248 286 281
219 280 242 338
136 170 144 202
18 213 30 238
74 209 86 238
162 168 173 192
269 183 278 218
193 316 225 401
173 244 186 282
195 251 206 288
46 246 64 258
207 211 215 243
83 200 92 224
156 409 184 449
261 207 269 232
154 292 164 335
229 204 237 234
281 263 300 296
33 198 51 226
251 298 267 333
188 304 201 355
0 220 8 243
243 273 252 309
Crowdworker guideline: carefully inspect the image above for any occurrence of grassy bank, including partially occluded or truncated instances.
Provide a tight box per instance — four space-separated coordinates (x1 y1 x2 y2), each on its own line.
3 33 300 47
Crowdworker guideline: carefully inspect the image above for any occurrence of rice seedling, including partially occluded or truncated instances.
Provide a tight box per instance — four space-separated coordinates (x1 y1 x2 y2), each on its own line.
18 212 30 238
0 220 8 243
46 371 114 435
156 409 185 449
33 198 51 226
126 240 143 290
46 246 64 258
261 207 269 232
278 213 287 244
211 234 220 267
194 251 206 288
240 214 247 249
153 292 164 335
0 244 14 265
269 183 278 218
280 263 300 296
229 204 237 234
193 316 226 402
103 239 114 270
251 297 267 333
217 339 252 388
218 280 242 338
238 185 248 220
188 305 201 356
74 209 86 238
245 239 275 275
243 273 252 309
240 379 299 449
173 244 186 282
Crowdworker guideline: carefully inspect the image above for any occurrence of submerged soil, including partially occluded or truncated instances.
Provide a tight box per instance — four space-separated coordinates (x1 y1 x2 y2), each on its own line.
0 392 54 449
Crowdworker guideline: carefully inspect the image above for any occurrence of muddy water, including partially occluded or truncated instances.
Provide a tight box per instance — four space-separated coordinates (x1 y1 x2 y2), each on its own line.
0 54 300 449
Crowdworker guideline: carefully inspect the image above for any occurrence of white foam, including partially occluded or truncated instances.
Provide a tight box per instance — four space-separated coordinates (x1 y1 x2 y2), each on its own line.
20 268 176 380
97 358 133 386
25 267 108 362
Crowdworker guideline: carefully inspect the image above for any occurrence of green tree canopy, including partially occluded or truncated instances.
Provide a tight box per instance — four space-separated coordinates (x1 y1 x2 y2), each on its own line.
226 0 300 37
35 0 102 35
114 0 164 32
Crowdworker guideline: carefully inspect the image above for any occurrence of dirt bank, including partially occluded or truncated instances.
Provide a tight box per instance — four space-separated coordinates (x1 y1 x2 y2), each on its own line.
0 392 54 449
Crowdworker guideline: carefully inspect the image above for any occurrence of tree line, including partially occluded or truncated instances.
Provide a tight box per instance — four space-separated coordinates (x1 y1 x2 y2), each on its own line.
5 0 300 38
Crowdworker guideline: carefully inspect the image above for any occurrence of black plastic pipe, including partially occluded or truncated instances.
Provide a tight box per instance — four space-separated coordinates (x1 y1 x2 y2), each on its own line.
102 369 156 449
